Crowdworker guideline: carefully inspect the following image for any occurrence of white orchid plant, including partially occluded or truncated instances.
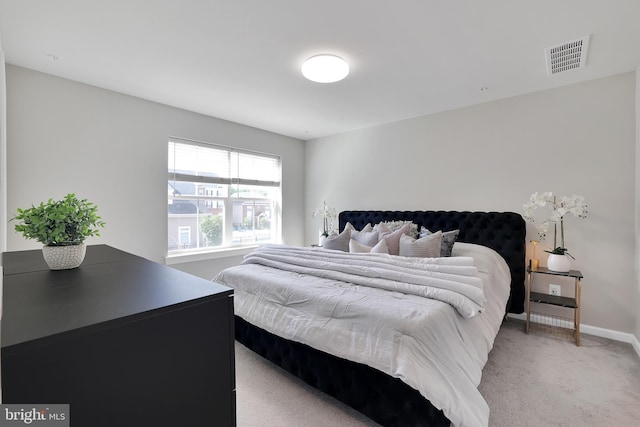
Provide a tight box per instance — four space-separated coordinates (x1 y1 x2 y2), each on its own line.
522 192 588 258
312 201 337 237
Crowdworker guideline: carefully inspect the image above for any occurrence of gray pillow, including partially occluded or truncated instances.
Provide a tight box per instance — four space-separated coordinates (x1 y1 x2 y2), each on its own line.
322 228 351 252
419 227 460 257
374 220 419 238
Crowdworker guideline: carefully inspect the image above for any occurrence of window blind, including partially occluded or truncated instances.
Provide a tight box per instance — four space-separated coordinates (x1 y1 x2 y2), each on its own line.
168 138 281 188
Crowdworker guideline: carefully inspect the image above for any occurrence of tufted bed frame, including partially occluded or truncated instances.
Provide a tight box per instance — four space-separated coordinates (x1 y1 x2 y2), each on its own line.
235 210 526 426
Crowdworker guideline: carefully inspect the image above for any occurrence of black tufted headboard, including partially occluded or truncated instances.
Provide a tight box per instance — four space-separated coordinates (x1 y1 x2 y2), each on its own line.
339 210 526 314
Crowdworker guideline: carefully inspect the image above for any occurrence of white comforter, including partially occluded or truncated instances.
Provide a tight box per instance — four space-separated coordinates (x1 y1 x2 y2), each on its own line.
242 244 486 318
215 242 511 427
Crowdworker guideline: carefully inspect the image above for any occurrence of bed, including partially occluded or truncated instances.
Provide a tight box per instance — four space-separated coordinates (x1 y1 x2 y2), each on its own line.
215 210 525 427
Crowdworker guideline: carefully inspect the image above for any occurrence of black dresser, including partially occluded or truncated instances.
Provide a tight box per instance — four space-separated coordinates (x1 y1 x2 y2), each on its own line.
1 245 235 427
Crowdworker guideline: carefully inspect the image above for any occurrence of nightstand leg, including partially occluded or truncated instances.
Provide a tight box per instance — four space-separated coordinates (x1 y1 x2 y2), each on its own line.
575 278 581 346
526 271 532 334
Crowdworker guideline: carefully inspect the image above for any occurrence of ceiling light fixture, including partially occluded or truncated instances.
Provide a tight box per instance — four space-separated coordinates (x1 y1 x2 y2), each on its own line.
301 54 349 83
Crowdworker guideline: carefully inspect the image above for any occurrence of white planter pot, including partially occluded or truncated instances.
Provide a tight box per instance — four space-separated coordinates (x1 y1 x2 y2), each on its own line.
547 253 570 273
42 243 87 270
319 230 328 246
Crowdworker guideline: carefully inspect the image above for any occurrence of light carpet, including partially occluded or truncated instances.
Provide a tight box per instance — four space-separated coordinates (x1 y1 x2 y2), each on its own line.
235 319 640 426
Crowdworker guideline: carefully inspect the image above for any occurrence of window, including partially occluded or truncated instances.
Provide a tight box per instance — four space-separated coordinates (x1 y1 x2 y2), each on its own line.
168 137 281 254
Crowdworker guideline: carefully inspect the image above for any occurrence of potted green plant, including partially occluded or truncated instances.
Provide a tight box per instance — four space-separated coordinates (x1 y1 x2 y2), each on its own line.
12 193 106 270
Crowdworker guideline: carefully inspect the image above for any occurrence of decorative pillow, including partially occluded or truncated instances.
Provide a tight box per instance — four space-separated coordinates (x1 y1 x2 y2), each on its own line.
349 238 389 254
374 220 419 238
399 231 442 258
420 227 460 257
322 228 351 252
377 223 412 256
344 222 379 246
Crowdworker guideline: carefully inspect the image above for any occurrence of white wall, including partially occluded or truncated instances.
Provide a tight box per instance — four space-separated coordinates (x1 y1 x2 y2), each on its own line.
0 35 6 403
5 65 305 279
636 67 640 341
0 36 6 254
5 64 638 338
306 72 637 334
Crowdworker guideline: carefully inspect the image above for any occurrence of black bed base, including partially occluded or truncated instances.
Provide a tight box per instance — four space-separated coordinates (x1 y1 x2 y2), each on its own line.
236 316 450 427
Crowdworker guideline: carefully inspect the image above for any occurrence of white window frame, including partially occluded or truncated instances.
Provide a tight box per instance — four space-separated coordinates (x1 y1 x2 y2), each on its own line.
166 137 282 264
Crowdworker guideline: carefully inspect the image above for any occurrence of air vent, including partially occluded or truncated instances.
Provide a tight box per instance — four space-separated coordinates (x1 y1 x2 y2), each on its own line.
545 35 590 75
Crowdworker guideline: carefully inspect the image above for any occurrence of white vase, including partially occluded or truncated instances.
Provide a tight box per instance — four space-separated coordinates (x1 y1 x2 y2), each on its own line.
42 243 87 270
547 253 570 273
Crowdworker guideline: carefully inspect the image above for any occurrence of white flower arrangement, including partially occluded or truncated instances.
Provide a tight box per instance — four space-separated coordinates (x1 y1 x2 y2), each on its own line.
522 192 587 257
312 201 337 237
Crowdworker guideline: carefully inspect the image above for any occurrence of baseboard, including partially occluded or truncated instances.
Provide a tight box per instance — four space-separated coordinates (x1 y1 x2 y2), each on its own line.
507 313 640 358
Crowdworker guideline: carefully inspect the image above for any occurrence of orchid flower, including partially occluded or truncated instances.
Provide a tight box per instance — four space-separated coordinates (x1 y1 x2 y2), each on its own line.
312 201 337 236
522 192 588 254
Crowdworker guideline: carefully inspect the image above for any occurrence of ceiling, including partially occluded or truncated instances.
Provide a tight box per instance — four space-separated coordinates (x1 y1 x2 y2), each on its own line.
1 0 639 141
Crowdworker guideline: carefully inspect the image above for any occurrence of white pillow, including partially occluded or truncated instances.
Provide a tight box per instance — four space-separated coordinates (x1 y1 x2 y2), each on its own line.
344 222 379 246
377 223 412 256
349 238 389 254
399 231 442 258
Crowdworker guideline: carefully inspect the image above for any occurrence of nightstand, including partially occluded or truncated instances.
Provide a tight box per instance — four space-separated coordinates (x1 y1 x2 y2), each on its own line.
525 266 583 345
